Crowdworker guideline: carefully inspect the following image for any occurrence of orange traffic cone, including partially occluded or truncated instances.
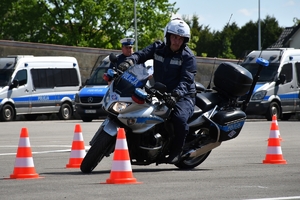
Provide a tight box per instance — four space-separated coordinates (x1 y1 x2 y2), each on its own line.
10 128 41 179
105 128 141 184
263 129 287 164
269 114 282 141
66 124 86 168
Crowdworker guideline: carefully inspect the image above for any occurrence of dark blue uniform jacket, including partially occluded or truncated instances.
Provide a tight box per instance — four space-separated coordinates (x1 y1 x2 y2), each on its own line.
128 41 197 97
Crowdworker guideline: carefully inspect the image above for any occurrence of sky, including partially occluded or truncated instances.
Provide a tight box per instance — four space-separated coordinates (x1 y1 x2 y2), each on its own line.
169 0 299 31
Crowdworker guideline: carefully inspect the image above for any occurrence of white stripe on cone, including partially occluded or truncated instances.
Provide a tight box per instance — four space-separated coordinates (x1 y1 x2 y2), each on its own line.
111 160 132 171
269 130 280 138
73 132 84 141
18 138 30 147
115 139 128 150
14 157 35 167
70 150 86 158
266 146 283 154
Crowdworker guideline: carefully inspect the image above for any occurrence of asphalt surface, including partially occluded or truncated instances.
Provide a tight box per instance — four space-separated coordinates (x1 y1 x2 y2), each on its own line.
0 119 299 200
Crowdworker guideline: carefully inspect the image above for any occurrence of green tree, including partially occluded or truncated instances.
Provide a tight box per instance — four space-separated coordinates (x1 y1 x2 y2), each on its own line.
231 15 282 59
293 17 300 26
183 15 200 55
0 0 176 50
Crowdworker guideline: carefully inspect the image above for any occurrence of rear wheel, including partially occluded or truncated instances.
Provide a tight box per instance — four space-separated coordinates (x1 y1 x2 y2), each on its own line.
266 102 280 121
175 151 211 169
0 104 15 122
57 103 72 120
80 130 116 173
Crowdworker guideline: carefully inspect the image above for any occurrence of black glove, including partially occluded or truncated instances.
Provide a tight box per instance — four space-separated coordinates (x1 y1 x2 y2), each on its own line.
119 59 134 72
163 95 177 108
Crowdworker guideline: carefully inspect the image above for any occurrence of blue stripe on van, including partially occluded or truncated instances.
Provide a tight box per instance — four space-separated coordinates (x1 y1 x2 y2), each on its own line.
0 94 75 102
264 93 298 101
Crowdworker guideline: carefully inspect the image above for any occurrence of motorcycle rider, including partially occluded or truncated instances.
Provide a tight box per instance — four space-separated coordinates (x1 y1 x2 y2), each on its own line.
119 19 197 164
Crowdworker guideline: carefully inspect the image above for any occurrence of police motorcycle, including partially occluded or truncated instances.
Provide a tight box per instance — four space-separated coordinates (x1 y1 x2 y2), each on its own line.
80 53 269 173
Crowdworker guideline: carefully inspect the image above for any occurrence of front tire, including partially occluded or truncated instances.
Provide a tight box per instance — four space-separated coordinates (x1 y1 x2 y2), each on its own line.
80 130 116 173
58 103 72 120
0 104 15 122
266 102 280 121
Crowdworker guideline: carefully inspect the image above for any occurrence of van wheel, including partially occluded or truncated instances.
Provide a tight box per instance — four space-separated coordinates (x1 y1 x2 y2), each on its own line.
266 102 280 121
0 104 15 122
58 103 72 120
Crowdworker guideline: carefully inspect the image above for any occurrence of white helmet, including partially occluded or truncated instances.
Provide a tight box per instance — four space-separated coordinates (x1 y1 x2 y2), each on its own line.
164 19 191 45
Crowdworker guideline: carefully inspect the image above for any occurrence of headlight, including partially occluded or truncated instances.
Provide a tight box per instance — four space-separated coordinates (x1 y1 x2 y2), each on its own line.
109 102 131 114
251 90 267 100
74 93 80 103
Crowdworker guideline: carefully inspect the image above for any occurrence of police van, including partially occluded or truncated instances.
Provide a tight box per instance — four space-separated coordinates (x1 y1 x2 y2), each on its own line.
240 48 300 120
74 56 110 122
0 55 82 121
75 55 154 122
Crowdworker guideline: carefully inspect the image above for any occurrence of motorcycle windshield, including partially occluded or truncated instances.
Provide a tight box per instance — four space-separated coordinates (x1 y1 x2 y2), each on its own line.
113 64 151 97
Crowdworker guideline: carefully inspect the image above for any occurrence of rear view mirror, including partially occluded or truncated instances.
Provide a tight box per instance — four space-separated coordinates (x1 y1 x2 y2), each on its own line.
9 79 19 90
276 74 286 85
109 53 118 63
153 82 167 93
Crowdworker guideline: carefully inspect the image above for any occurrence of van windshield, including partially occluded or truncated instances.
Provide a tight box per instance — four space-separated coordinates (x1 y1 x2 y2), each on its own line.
241 63 279 82
0 69 14 87
86 63 108 86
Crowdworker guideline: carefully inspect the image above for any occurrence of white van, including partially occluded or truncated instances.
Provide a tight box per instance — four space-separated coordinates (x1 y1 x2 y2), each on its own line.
0 55 82 121
240 48 300 120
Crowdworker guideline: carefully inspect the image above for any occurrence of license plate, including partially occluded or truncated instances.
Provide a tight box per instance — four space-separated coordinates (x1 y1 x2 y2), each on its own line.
84 109 96 114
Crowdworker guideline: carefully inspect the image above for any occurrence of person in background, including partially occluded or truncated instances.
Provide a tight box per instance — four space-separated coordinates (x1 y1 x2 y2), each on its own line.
119 19 197 164
109 38 135 69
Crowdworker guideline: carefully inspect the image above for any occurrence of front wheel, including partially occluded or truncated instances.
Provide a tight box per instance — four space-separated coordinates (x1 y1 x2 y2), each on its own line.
266 102 281 121
80 130 116 173
175 151 211 169
57 103 72 120
0 104 15 122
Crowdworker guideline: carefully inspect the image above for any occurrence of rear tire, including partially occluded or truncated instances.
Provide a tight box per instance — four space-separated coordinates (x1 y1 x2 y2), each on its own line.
80 130 116 173
175 151 211 169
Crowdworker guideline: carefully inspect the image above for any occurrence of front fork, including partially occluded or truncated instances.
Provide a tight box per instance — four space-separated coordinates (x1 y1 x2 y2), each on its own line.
89 118 119 146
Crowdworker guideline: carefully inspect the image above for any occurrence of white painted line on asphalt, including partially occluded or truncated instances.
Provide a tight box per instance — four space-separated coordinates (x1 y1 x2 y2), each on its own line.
245 196 300 200
0 146 90 156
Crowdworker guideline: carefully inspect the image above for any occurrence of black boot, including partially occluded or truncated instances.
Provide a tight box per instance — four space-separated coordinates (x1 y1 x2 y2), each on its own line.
166 149 182 164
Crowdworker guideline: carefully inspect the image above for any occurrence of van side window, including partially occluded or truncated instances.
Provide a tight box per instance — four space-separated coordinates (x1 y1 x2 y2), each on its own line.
14 69 27 86
280 63 292 83
295 63 300 86
31 68 79 88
